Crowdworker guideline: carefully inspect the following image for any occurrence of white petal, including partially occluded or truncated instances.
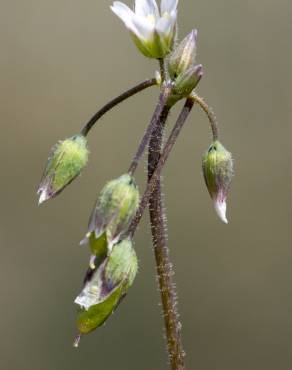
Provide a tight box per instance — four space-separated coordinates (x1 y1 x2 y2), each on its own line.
157 8 176 33
111 1 135 26
169 9 178 25
156 15 175 38
214 200 228 224
161 0 178 14
135 0 159 18
111 2 153 40
38 190 49 205
131 14 155 40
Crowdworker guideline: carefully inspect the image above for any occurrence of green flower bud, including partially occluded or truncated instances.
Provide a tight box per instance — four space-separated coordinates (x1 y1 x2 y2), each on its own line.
168 29 197 80
74 238 138 345
173 64 203 98
84 174 140 253
38 135 89 204
202 140 234 223
166 30 203 105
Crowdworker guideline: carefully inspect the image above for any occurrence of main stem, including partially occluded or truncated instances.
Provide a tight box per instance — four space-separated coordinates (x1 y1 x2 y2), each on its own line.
148 67 185 369
128 85 171 175
128 98 194 237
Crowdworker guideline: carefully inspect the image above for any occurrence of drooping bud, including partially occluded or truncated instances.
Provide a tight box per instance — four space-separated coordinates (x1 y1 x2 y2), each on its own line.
202 141 234 223
83 174 140 256
74 238 138 343
168 29 197 80
37 134 89 204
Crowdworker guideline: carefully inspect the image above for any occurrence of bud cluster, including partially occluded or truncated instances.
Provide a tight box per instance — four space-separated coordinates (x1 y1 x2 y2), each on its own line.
37 141 141 343
167 30 203 104
73 174 140 344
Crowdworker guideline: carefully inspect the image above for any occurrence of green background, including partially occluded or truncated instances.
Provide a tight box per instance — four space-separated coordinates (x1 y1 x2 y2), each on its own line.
1 0 291 369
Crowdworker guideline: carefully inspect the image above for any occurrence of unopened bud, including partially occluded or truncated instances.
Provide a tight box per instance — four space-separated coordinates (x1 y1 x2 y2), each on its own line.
168 29 197 80
85 174 140 251
167 30 202 105
37 135 89 204
74 238 138 338
202 141 233 223
173 64 203 98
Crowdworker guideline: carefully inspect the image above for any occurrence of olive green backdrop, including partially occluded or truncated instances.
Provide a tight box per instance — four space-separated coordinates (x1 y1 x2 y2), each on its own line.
1 0 291 369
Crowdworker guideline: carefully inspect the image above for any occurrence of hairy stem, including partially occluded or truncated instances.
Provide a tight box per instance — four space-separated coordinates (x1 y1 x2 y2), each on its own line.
147 101 190 369
80 78 157 136
128 86 171 175
128 98 194 236
158 58 167 82
191 93 219 140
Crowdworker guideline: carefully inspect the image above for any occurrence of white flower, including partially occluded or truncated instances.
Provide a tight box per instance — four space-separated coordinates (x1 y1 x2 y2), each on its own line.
111 0 178 58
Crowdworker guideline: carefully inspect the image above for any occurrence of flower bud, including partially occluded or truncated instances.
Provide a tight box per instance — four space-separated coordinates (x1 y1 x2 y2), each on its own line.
84 174 140 252
74 238 138 343
202 140 233 223
173 64 203 98
168 29 197 80
37 135 89 204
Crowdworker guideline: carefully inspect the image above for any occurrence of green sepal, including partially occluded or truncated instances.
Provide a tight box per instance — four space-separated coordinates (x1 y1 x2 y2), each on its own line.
130 27 175 59
88 232 108 259
171 65 203 102
202 140 233 198
105 238 138 290
168 30 197 80
76 283 124 334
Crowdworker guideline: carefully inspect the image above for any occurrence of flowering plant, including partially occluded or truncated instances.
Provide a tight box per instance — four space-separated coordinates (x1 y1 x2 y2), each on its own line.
38 1 234 369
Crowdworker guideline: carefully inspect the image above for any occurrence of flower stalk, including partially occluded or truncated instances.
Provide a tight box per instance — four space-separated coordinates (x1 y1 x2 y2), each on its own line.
80 78 157 136
191 93 219 140
128 84 172 175
128 98 194 237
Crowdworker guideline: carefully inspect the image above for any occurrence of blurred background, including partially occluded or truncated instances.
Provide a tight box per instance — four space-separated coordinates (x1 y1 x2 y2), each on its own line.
0 0 291 369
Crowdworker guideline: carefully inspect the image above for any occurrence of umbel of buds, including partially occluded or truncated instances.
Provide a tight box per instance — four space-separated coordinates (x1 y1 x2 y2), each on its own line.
167 30 203 103
74 238 138 344
38 135 89 204
111 0 178 59
202 140 233 223
82 174 140 265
